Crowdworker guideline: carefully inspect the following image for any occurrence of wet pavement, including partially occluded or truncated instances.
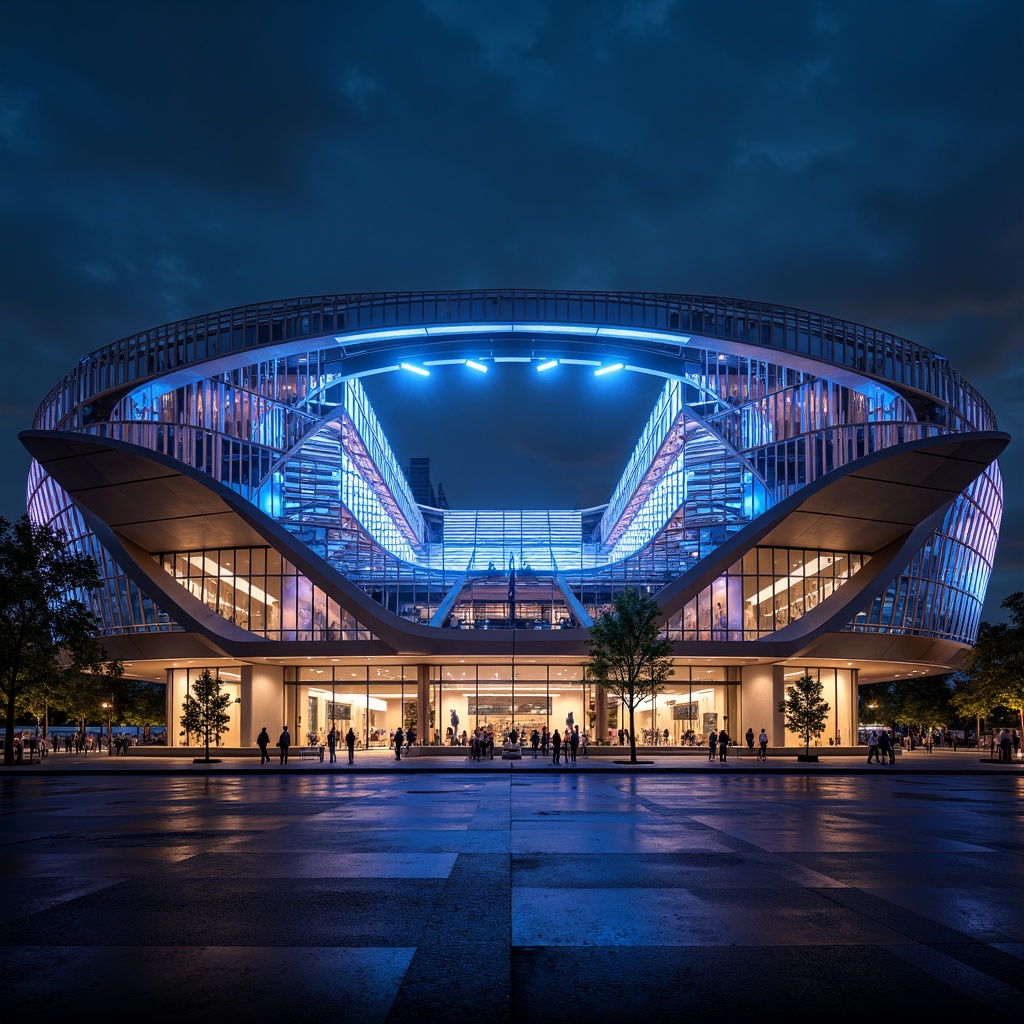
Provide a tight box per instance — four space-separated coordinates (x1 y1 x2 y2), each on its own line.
0 751 1021 1021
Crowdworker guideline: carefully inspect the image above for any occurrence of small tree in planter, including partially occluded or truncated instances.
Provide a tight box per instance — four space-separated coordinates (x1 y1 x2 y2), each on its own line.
586 588 674 765
180 669 233 763
778 673 830 761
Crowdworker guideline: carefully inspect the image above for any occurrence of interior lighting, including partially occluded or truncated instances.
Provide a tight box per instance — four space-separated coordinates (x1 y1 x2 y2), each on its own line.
184 556 277 606
465 360 488 373
400 363 430 376
595 363 624 376
537 360 559 372
747 555 838 607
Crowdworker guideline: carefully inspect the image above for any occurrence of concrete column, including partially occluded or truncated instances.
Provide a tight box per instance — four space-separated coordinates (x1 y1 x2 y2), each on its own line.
164 668 175 748
851 668 860 747
417 665 431 745
243 663 286 746
740 663 775 743
772 664 788 745
595 685 608 745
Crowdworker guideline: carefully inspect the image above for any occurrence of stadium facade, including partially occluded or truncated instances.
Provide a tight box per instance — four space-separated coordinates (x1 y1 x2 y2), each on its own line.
21 290 1008 752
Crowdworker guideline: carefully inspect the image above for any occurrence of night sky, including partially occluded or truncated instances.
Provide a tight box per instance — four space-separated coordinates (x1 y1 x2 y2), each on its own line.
2 1 1021 623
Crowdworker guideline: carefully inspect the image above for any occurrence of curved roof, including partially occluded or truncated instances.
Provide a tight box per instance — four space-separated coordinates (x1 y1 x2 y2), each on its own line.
34 289 997 433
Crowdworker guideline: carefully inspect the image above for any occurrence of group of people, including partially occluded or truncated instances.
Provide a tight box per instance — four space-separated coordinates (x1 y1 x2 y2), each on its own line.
704 726 770 763
468 727 495 760
995 727 1020 763
255 725 359 765
707 728 730 761
325 725 358 764
549 724 582 764
866 729 896 764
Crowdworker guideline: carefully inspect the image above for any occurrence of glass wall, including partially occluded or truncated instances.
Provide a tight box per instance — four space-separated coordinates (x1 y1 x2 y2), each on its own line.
160 545 375 640
779 667 855 747
430 664 584 746
424 662 739 748
603 667 739 747
167 667 243 748
291 664 415 748
664 546 869 640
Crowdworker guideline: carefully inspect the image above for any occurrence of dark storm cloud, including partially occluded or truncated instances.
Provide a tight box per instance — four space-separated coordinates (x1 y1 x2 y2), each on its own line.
1 0 1020 621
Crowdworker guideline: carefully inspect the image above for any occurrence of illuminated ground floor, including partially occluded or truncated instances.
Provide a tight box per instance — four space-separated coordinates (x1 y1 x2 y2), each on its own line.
153 657 868 753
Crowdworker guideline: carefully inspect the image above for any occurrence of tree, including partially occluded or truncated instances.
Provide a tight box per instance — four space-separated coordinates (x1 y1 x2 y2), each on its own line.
585 588 674 764
115 679 166 729
858 681 900 729
180 669 233 762
953 592 1024 742
958 593 1024 737
859 675 957 740
894 676 956 735
57 654 122 747
778 673 830 757
0 515 105 766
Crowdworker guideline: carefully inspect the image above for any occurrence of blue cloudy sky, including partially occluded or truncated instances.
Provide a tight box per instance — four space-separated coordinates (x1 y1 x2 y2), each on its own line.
1 0 1021 621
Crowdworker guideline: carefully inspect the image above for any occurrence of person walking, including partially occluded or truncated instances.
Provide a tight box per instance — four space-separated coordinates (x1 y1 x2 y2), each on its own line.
708 729 718 762
256 727 271 765
867 730 880 764
278 725 291 765
394 725 405 761
551 729 562 765
997 727 1012 763
346 726 356 764
327 727 337 763
718 728 730 762
757 727 768 762
877 728 894 765
570 725 580 764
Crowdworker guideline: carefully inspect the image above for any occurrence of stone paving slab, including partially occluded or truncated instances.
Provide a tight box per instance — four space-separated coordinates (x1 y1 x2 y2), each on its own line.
0 769 1021 1020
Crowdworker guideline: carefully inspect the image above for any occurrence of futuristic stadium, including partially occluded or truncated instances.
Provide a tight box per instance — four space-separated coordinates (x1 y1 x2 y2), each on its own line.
20 290 1009 753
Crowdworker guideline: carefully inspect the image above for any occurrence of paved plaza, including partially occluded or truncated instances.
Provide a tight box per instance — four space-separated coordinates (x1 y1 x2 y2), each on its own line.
0 753 1021 1021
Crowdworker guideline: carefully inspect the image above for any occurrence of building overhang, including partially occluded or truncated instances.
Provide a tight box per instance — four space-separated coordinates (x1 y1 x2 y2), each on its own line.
19 427 1008 661
655 430 1010 627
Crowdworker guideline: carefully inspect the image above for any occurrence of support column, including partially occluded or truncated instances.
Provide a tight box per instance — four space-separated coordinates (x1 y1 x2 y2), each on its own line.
243 663 286 748
772 664 788 746
595 685 608 745
164 668 175 748
417 664 431 746
851 668 859 748
739 663 774 745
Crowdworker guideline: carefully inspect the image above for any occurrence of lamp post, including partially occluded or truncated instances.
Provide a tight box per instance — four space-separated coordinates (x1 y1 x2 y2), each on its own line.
101 700 113 756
